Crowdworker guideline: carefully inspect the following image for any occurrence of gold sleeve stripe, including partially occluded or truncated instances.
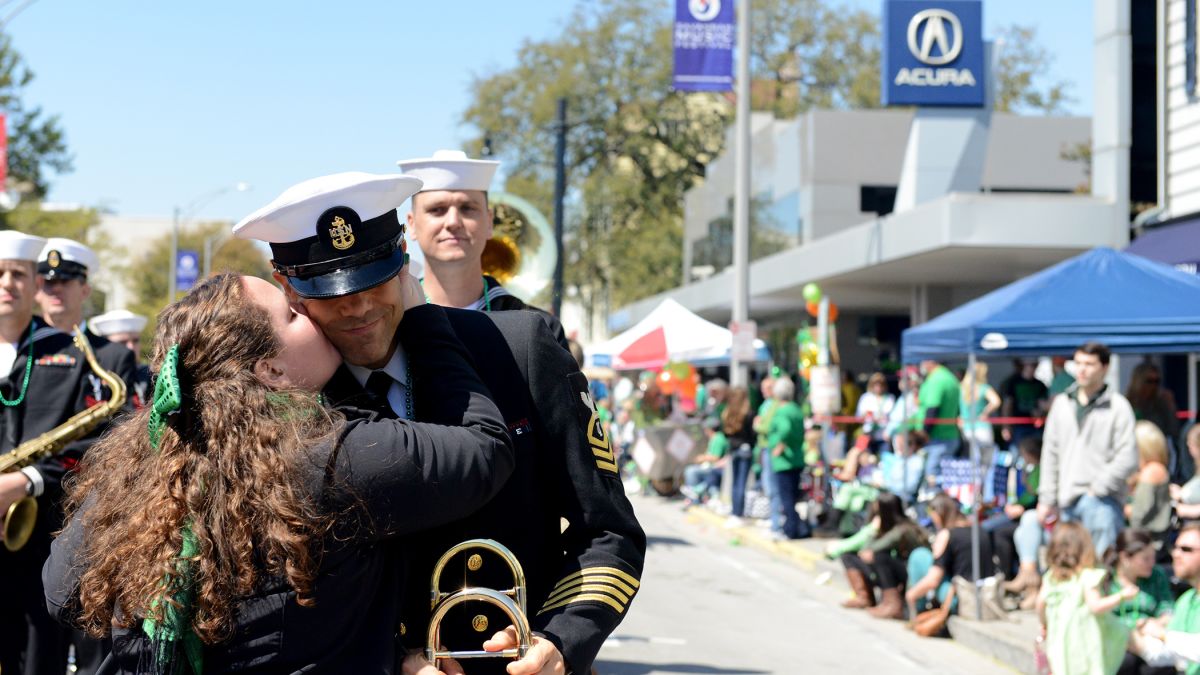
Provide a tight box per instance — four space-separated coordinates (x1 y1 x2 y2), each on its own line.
542 581 633 606
592 446 615 462
552 566 641 591
595 460 619 474
538 592 627 615
545 574 638 601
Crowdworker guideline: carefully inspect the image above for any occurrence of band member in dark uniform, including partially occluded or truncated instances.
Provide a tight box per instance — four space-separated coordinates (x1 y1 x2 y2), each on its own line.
0 231 136 675
398 150 570 350
36 238 139 398
44 270 514 673
89 310 151 409
234 171 645 675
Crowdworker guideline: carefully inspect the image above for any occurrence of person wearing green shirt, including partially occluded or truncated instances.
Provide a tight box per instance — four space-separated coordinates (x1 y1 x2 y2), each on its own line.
918 360 962 483
764 377 809 539
1102 529 1176 675
754 376 782 533
1134 524 1200 673
684 418 728 504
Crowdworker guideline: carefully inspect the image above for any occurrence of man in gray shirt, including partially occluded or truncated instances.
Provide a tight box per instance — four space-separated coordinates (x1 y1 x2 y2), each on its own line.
1037 341 1138 555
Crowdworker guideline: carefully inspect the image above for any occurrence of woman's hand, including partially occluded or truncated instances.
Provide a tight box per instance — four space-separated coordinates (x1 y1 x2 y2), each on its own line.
1120 584 1140 601
859 548 875 564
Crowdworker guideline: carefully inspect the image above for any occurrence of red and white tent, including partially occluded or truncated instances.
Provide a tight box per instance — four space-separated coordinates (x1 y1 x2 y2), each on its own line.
585 298 770 370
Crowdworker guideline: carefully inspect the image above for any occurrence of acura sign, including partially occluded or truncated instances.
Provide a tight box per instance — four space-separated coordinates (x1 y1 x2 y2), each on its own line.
883 0 984 107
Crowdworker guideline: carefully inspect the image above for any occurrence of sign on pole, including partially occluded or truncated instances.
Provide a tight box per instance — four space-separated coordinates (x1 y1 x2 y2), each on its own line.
729 319 757 362
882 0 985 107
809 365 842 416
673 0 735 91
176 250 200 292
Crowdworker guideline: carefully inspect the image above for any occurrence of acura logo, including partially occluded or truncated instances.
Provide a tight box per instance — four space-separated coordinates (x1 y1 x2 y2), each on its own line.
907 8 963 66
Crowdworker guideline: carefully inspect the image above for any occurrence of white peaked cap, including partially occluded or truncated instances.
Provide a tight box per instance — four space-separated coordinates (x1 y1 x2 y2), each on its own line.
0 231 47 262
396 149 500 192
39 237 100 273
232 172 424 244
90 309 148 336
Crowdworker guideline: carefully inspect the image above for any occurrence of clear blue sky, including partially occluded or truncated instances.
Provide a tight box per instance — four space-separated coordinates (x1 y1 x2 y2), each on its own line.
13 0 1091 223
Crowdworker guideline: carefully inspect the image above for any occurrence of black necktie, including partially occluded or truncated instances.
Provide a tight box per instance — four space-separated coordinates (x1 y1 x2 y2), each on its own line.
366 371 393 407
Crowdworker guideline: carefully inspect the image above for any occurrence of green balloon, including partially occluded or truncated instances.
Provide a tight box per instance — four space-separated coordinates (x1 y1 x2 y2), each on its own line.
802 283 822 304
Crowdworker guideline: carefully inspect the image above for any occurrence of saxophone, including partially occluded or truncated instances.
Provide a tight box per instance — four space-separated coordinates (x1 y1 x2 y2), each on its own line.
0 326 127 551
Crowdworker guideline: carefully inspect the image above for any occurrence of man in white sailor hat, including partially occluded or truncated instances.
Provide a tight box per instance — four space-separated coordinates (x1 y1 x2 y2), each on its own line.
397 150 568 349
0 231 135 675
235 172 644 675
35 237 100 333
90 309 151 408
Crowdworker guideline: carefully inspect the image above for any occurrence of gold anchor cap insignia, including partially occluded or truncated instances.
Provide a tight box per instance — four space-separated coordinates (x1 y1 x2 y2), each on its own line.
47 250 60 268
329 215 356 251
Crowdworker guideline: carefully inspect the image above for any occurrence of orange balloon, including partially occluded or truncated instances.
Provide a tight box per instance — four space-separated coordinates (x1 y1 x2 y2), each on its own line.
806 301 839 321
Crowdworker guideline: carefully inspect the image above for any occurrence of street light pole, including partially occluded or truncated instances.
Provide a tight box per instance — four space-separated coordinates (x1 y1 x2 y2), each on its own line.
169 183 250 302
730 0 752 388
169 206 180 302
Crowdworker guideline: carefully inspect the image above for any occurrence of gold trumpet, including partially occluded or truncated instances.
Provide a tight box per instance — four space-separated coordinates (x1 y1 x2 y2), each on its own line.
0 326 127 551
426 539 533 668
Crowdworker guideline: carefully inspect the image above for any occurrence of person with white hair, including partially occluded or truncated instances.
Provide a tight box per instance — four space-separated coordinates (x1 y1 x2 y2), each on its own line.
763 377 810 539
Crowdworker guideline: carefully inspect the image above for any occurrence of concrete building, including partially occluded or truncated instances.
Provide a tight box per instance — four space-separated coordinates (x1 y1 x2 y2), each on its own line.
609 108 1117 375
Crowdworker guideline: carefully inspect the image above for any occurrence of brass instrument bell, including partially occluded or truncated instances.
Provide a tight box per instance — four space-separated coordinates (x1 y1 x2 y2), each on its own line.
426 539 532 667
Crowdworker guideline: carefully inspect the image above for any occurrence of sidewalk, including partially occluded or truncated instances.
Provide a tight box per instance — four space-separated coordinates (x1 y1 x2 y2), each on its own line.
684 503 1038 675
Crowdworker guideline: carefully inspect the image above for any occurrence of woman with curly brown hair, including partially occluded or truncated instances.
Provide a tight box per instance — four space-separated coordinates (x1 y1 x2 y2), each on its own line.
42 271 514 674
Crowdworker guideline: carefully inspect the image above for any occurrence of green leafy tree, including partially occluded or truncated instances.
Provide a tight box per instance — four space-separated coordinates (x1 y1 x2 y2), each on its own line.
0 32 72 200
122 221 271 343
993 25 1074 115
463 0 1076 324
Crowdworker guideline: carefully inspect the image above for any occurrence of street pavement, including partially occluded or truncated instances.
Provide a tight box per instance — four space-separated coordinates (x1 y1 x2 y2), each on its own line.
594 493 1018 675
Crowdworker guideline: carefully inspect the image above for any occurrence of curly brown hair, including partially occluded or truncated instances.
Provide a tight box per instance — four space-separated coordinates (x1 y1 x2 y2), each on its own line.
64 273 342 644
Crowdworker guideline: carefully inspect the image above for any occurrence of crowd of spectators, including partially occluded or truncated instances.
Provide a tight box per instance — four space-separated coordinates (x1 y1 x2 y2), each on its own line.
605 335 1200 672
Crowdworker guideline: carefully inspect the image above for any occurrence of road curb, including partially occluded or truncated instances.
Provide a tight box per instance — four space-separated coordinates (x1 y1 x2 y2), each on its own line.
684 504 1029 673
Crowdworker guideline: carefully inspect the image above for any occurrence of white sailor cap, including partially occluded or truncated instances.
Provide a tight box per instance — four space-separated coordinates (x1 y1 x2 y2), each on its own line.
396 149 500 192
232 172 423 299
38 237 100 280
0 231 46 263
90 309 147 336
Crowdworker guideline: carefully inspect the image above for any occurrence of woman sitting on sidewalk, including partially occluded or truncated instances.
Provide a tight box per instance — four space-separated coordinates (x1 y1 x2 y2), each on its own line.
1105 529 1176 675
838 492 926 617
905 493 996 620
1127 421 1173 556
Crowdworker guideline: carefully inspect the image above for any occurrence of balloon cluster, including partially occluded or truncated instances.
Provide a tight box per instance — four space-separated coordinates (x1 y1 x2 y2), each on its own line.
796 327 819 380
656 360 698 410
803 283 838 321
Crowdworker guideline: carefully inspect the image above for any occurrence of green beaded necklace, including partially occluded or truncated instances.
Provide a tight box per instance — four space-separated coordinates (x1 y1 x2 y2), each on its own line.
0 321 36 407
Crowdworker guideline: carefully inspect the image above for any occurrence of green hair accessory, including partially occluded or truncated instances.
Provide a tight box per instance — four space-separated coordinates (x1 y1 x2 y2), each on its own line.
148 345 183 450
143 343 204 673
142 521 204 674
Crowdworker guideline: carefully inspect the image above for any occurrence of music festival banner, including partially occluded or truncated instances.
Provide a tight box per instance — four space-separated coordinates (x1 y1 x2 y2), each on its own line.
672 0 735 92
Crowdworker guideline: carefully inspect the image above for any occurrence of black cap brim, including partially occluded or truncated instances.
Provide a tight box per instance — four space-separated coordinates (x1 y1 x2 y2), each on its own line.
40 269 87 281
286 247 406 299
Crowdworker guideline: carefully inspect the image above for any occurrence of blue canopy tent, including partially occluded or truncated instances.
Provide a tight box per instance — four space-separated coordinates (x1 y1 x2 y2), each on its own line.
902 247 1200 363
900 247 1200 616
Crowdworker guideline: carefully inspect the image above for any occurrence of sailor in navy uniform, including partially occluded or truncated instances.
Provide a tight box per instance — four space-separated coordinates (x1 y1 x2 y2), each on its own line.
36 238 140 412
398 150 570 350
0 232 135 675
234 172 645 675
89 310 151 409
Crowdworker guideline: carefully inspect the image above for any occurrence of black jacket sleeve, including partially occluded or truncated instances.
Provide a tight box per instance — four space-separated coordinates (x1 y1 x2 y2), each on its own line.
522 318 646 674
43 499 85 623
325 304 515 539
33 339 138 499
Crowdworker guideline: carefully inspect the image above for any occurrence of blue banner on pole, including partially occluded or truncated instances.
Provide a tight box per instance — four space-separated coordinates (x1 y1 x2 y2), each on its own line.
673 0 735 92
176 250 200 292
